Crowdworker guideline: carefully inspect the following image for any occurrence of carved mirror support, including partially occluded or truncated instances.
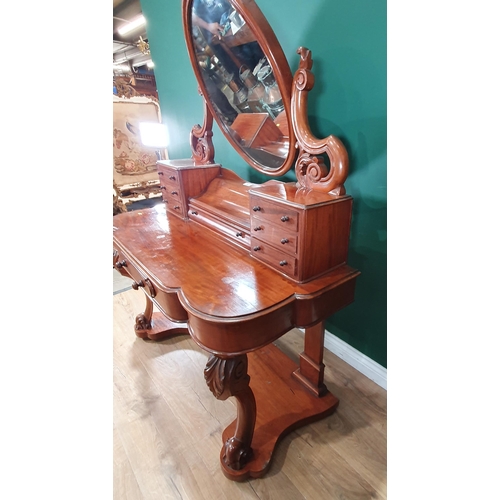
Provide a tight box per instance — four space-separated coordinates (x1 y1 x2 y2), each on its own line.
190 87 216 164
291 47 349 196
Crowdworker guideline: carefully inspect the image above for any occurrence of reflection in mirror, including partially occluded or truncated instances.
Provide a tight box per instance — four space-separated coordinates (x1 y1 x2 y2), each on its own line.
191 0 289 169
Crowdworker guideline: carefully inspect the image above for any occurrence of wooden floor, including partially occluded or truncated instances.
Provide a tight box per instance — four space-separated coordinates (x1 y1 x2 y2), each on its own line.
113 289 387 499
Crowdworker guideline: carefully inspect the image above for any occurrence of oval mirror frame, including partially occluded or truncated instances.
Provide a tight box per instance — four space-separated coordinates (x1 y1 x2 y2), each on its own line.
182 0 296 176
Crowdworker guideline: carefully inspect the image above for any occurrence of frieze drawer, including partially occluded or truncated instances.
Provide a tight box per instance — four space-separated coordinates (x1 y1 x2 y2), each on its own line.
113 247 188 321
113 249 158 302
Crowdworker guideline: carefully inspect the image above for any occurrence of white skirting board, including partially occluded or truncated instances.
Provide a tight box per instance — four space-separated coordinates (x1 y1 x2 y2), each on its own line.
299 328 387 390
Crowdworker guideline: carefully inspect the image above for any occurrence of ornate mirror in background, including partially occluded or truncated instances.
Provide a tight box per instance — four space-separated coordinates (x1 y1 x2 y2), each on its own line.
183 0 296 175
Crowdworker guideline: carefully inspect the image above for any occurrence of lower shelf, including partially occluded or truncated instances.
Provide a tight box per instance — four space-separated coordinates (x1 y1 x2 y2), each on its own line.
135 312 188 341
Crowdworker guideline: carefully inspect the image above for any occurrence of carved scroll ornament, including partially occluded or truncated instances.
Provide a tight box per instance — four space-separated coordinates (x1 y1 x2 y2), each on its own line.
204 354 256 471
292 47 349 196
190 87 215 164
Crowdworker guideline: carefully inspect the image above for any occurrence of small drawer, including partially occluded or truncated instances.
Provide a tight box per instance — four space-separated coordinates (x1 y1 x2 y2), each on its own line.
165 197 185 218
250 196 299 230
157 167 181 186
189 207 250 249
250 239 298 278
250 220 298 254
161 186 181 201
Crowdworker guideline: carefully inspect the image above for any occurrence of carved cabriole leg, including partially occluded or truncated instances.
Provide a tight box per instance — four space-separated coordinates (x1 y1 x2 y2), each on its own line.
204 354 256 472
293 321 328 397
134 294 153 338
132 285 189 341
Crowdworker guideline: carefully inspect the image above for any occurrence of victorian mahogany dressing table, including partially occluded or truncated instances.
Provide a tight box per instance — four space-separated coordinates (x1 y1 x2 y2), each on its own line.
113 0 360 481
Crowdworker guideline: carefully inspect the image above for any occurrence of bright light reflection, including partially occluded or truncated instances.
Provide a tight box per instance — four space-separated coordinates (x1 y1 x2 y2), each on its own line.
139 122 169 148
155 205 170 231
235 281 257 304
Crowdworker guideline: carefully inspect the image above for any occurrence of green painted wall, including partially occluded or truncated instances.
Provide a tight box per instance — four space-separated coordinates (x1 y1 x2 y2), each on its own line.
140 0 387 367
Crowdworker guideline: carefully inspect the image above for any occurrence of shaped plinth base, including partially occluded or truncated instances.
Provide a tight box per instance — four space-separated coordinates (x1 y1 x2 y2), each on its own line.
220 343 338 481
135 312 188 341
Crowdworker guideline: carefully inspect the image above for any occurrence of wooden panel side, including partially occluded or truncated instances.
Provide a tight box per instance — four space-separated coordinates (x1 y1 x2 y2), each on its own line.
298 197 353 281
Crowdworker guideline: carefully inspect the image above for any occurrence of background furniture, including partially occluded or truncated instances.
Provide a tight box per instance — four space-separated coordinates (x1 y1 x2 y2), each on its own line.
113 95 166 214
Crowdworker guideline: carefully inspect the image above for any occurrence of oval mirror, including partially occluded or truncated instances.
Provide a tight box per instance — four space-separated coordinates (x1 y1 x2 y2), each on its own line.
183 0 296 176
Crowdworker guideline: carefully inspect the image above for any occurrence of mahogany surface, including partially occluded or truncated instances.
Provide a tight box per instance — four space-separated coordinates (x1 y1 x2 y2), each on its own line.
115 1 359 480
113 204 359 479
113 204 359 355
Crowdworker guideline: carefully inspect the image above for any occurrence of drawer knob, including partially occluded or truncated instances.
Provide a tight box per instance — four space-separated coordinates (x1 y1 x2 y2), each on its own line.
174 205 180 210
191 210 198 215
281 238 289 244
159 186 166 190
236 232 243 237
131 278 156 298
279 260 288 266
171 191 178 195
115 260 127 268
252 206 261 212
169 175 176 180
254 226 262 231
281 215 289 222
253 246 261 251
158 171 164 175
131 280 144 290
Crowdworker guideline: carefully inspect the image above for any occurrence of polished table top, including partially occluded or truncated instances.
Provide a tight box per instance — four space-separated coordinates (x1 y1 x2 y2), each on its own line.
113 204 359 356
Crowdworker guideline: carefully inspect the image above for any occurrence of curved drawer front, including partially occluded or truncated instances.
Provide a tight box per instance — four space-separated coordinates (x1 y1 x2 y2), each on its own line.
113 247 188 321
189 206 251 250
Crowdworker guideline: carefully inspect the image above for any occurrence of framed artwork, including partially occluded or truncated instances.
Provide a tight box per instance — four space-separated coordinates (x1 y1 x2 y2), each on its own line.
113 95 167 206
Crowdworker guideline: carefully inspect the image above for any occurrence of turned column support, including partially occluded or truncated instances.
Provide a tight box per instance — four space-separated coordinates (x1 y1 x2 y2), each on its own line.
204 354 256 471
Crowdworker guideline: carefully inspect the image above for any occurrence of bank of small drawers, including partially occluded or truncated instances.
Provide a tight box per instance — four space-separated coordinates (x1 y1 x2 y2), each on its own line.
250 196 300 279
158 168 185 218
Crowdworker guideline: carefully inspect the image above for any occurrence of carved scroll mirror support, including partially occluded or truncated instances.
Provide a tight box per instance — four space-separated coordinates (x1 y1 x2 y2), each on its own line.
190 87 216 164
292 47 349 196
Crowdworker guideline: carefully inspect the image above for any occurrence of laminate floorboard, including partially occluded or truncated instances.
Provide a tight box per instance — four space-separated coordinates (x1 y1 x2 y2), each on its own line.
113 288 387 499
